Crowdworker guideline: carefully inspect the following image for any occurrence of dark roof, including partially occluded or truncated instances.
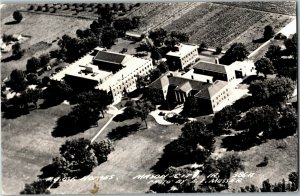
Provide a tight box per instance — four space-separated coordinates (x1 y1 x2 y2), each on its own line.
149 74 169 89
193 61 227 74
94 51 126 64
169 76 207 91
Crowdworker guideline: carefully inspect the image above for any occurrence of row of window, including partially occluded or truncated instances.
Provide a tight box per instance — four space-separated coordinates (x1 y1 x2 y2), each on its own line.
111 62 152 98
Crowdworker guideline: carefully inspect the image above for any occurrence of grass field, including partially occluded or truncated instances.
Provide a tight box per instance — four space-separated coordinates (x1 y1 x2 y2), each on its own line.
212 132 298 192
230 135 298 191
1 7 92 78
50 116 183 194
1 102 113 195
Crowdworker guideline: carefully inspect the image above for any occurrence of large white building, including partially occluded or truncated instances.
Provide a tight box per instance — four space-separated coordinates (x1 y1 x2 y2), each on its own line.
97 55 153 103
166 43 199 70
52 47 153 103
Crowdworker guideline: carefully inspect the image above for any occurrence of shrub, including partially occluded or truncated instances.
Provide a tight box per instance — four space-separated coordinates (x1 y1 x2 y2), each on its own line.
13 11 23 22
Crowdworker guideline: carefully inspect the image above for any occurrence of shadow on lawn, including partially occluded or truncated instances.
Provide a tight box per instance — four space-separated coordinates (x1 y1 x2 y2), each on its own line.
151 138 209 174
107 123 141 141
52 115 99 137
221 132 263 151
5 20 19 25
2 105 36 119
39 99 63 110
1 54 22 62
252 37 267 43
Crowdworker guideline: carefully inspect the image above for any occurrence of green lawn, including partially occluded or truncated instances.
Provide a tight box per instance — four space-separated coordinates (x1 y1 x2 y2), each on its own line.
1 9 92 78
228 135 298 192
210 133 298 192
1 103 112 195
50 116 183 194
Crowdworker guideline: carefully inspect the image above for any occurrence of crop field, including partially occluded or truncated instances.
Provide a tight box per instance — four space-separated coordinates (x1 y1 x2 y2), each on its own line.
163 3 294 51
128 2 202 33
215 1 296 16
124 2 294 52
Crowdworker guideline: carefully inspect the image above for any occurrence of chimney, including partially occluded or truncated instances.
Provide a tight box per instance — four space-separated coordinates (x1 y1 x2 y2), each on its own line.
191 75 194 79
215 58 219 64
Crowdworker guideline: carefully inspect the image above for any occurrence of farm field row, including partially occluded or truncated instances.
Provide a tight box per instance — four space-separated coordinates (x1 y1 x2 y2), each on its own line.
163 3 293 51
214 1 296 16
129 2 202 33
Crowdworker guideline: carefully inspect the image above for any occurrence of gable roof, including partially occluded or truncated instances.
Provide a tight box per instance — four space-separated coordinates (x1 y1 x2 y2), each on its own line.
195 80 228 99
175 81 192 92
169 76 207 91
148 74 170 89
94 50 126 64
193 61 227 74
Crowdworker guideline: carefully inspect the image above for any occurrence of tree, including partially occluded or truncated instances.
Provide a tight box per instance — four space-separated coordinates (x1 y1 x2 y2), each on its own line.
13 11 23 22
113 18 133 33
28 5 34 10
119 3 126 12
59 138 98 177
150 166 196 193
42 76 51 86
212 105 238 132
150 48 162 63
12 42 24 59
101 27 118 48
284 33 297 60
26 57 41 73
112 3 119 11
91 139 114 163
180 121 215 151
36 5 42 11
219 43 249 65
26 73 38 85
249 77 294 106
20 180 50 194
215 47 222 54
157 62 169 73
240 172 298 192
288 172 298 191
265 45 282 61
149 28 167 47
216 153 244 179
75 90 112 118
22 88 41 108
69 102 101 130
143 87 164 105
9 69 27 92
199 42 207 52
170 31 189 43
254 57 274 78
276 107 297 138
238 106 279 135
44 80 73 104
126 100 155 128
39 54 51 67
263 25 275 40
